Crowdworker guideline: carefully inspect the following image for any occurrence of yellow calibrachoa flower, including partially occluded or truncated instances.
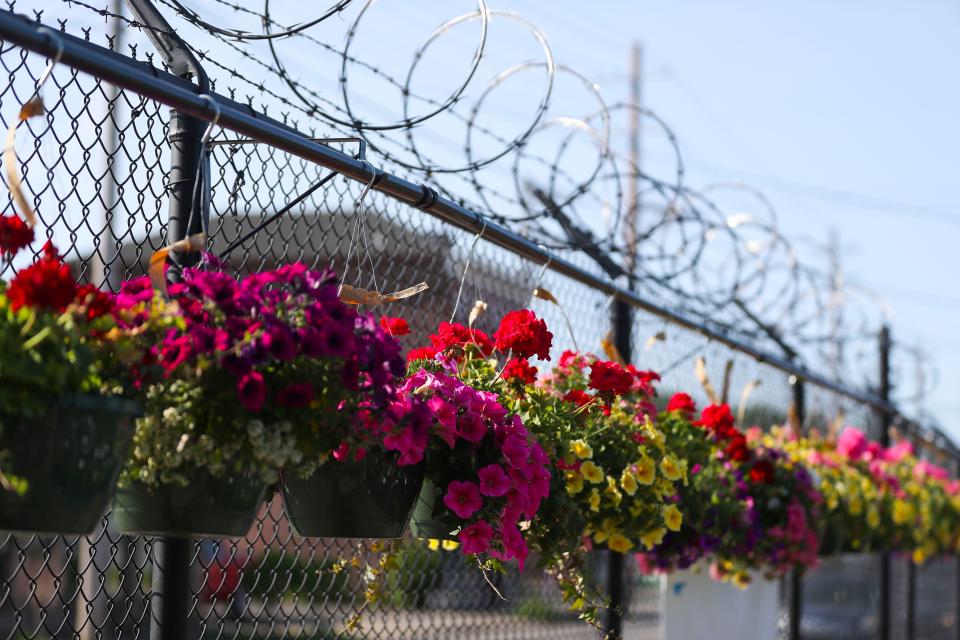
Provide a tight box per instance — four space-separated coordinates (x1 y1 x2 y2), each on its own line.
640 527 667 550
620 469 638 496
867 505 881 529
662 504 683 532
635 456 656 485
642 415 666 449
571 439 593 460
565 470 584 495
588 488 601 512
427 539 440 551
849 495 863 516
580 460 604 484
592 518 617 544
605 476 623 507
607 533 634 553
893 499 915 525
441 540 460 551
660 455 682 482
732 572 751 590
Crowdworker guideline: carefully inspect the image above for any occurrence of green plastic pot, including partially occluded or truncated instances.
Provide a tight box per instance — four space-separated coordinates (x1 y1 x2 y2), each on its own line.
282 450 424 538
0 395 140 535
112 471 267 538
410 479 460 541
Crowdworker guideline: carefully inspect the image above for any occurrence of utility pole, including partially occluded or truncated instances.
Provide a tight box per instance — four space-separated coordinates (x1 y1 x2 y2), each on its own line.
604 41 644 640
623 42 642 279
878 325 892 640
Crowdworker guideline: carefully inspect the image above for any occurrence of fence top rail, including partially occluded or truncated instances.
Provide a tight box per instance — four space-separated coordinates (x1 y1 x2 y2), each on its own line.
0 9 897 415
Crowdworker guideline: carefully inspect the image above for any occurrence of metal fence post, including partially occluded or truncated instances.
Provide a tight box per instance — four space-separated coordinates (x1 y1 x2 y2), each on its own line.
789 376 805 640
878 325 892 640
604 296 633 639
120 2 209 639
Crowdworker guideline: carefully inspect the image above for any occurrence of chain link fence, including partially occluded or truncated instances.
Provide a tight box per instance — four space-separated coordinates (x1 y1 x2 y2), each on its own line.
0 4 957 639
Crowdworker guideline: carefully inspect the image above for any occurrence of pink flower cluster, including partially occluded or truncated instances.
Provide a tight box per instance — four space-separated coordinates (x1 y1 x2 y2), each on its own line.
396 368 551 568
767 501 820 570
115 264 416 464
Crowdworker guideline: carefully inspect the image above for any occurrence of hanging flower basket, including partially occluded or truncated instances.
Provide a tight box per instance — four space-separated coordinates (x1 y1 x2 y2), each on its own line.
282 450 424 539
1 229 147 536
0 395 140 534
111 264 415 538
112 469 266 538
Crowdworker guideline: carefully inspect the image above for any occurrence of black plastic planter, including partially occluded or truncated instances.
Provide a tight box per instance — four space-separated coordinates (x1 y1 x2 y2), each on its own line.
0 395 140 535
282 450 424 538
410 479 460 541
112 471 267 538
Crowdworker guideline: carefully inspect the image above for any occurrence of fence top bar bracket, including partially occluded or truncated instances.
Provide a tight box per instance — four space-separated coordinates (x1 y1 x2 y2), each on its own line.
0 9 902 416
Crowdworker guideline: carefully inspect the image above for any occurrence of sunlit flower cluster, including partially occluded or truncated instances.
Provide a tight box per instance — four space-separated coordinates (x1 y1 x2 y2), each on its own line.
641 399 822 588
772 426 960 563
115 263 413 486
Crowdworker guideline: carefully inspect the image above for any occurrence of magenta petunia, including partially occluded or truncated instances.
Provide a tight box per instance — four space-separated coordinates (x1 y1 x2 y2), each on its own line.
456 411 487 443
443 480 483 519
477 464 511 497
501 435 531 468
237 371 266 412
458 520 494 555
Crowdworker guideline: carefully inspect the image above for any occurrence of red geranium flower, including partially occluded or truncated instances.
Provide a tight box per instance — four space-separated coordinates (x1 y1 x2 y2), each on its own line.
407 345 438 363
588 360 633 396
724 433 751 462
379 316 410 336
6 241 77 312
666 392 696 416
74 284 116 321
503 357 537 384
558 350 587 370
562 389 593 407
696 404 737 439
493 309 553 360
749 459 775 484
0 213 33 256
429 322 494 356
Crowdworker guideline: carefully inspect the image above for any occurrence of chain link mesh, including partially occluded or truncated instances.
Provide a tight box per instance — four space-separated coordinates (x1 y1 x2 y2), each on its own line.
0 5 956 639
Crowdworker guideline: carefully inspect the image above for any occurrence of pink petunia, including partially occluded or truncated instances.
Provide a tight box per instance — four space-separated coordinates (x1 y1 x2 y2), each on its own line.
836 427 868 460
237 371 266 412
458 520 494 555
457 411 487 443
477 464 511 497
501 435 531 468
443 480 483 519
499 522 530 570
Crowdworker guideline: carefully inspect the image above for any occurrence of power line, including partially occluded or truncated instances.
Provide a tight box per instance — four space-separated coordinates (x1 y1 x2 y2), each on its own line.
681 157 960 228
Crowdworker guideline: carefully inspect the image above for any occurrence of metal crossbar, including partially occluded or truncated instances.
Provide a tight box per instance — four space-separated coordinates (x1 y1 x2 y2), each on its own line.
0 10 898 415
0 5 957 640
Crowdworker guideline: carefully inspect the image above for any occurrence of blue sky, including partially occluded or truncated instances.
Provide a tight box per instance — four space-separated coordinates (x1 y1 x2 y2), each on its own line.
38 0 960 433
500 0 960 431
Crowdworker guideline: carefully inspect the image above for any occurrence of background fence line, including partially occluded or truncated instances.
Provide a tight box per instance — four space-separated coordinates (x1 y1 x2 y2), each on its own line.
0 3 957 639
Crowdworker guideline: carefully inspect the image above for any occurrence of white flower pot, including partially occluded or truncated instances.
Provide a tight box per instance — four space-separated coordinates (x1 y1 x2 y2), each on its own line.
660 567 779 640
